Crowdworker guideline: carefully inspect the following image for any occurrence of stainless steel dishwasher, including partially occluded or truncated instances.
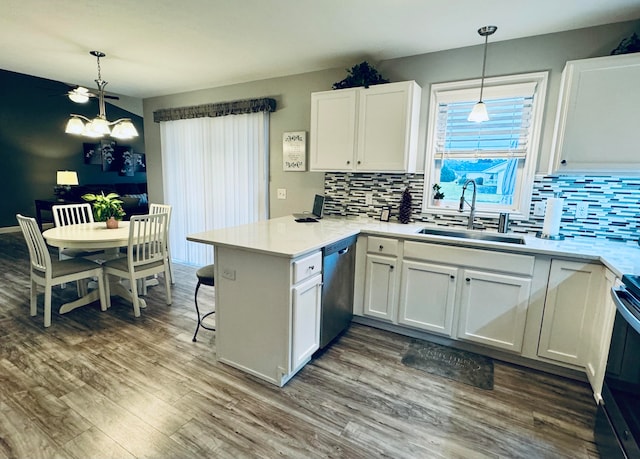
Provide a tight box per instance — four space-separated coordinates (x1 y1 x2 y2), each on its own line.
319 235 357 348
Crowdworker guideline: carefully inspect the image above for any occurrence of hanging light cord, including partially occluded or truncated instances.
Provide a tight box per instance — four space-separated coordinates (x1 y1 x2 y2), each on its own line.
478 33 489 102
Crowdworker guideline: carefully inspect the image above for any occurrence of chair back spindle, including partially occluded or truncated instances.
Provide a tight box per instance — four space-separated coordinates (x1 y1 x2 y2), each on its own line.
52 203 94 227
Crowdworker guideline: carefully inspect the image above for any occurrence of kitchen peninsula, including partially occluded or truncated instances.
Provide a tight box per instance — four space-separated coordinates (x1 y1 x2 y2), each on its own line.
187 217 419 386
188 216 640 395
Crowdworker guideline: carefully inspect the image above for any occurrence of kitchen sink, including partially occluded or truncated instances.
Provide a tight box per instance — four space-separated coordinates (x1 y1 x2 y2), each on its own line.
417 227 526 245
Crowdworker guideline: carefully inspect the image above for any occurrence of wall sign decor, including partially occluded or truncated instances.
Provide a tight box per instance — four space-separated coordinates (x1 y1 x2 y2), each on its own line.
283 131 306 171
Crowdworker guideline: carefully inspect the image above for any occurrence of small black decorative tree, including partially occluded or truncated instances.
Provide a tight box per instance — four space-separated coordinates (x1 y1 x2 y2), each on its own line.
398 187 412 224
332 61 390 90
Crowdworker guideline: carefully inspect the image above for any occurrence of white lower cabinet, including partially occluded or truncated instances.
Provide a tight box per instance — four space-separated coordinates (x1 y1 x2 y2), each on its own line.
456 269 531 353
215 247 322 386
585 269 617 402
291 274 322 371
398 241 535 353
363 254 398 321
357 235 617 383
538 259 604 366
398 260 457 336
363 237 400 321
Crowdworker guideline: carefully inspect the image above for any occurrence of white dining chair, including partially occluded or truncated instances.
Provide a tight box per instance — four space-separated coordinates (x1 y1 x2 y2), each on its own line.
149 203 174 284
52 202 104 295
16 214 108 327
103 212 172 317
52 203 104 259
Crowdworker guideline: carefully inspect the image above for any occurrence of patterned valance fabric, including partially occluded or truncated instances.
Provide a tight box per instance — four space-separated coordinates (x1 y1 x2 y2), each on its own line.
153 97 276 122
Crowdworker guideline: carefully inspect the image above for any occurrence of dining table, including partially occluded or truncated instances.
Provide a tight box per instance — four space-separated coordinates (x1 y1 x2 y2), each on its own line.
42 221 147 313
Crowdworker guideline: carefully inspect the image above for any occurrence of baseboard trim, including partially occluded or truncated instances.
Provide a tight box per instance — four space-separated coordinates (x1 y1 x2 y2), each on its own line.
0 226 21 234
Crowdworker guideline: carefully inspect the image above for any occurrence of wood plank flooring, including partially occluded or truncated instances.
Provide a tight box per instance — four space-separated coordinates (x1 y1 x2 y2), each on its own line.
0 232 600 458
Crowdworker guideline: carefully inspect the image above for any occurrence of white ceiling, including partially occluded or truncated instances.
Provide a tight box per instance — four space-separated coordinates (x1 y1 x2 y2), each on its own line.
1 0 640 99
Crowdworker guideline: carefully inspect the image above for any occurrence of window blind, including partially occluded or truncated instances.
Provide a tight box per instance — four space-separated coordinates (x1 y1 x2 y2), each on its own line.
435 83 537 159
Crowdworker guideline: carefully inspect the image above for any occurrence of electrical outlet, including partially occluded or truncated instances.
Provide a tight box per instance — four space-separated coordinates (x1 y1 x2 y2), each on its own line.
277 188 286 200
576 202 589 219
222 267 236 281
365 193 373 205
533 201 546 217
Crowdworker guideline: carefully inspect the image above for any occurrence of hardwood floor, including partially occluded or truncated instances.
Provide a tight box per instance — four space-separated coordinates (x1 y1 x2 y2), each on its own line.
0 232 600 458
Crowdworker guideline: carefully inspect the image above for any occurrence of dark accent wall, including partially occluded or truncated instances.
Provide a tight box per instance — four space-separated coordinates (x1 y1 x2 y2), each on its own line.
0 69 145 228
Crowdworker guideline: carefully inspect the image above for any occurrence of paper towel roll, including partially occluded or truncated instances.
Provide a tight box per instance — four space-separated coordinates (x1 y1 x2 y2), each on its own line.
542 197 564 236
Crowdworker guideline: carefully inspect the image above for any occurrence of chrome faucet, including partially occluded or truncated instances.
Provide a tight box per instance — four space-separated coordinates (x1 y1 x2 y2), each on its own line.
459 179 477 229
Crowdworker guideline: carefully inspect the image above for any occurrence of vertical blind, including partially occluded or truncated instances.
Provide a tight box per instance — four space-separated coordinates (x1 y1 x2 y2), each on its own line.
160 112 269 266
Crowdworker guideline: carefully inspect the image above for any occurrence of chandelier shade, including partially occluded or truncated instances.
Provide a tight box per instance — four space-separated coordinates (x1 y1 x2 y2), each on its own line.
468 25 497 123
65 51 139 140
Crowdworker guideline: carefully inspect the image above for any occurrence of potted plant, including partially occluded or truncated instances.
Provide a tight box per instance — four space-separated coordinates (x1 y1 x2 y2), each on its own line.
432 183 445 205
82 192 126 228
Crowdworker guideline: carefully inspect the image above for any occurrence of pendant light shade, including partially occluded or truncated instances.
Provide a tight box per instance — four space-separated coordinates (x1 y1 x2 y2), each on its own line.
468 25 497 123
468 101 489 123
65 51 139 140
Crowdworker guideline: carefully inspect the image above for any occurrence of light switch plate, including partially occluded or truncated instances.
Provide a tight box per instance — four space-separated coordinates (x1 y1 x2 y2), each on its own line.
533 201 546 217
277 188 286 200
576 202 589 219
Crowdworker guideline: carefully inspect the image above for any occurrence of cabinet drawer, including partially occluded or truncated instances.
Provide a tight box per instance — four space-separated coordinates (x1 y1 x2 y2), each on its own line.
367 237 399 256
293 251 322 284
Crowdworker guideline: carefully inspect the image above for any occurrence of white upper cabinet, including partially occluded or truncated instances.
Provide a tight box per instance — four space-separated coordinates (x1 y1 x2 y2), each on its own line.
309 88 358 171
310 81 421 173
550 53 640 173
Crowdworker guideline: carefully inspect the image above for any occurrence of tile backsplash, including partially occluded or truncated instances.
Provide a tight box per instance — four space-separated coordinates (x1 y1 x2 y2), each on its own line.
324 172 640 243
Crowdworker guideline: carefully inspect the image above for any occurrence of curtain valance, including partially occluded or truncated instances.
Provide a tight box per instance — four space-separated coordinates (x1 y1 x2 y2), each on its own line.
153 97 276 122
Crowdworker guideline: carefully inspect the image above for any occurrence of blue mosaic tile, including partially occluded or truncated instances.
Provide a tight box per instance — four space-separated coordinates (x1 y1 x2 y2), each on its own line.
324 172 640 243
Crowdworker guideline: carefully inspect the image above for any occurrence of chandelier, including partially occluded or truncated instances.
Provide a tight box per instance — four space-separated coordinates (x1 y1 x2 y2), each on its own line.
65 51 139 140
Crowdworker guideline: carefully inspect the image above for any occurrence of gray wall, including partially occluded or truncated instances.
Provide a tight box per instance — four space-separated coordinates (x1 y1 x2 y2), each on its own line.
143 68 345 219
142 20 640 218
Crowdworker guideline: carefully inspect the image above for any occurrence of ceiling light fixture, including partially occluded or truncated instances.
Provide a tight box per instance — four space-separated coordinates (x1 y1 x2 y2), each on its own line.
468 25 497 123
65 51 139 140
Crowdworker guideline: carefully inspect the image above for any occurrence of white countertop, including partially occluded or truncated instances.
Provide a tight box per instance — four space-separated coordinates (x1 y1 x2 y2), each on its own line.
187 216 640 278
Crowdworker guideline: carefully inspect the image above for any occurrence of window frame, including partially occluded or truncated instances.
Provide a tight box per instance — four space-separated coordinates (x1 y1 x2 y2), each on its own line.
422 71 548 219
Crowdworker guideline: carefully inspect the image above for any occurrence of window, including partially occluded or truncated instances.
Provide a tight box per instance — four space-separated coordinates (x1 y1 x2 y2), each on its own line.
423 72 548 218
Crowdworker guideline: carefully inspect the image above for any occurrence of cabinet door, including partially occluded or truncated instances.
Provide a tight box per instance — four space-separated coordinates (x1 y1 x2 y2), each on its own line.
356 81 419 172
363 254 398 321
457 269 531 353
291 274 322 371
585 269 617 402
310 89 357 171
398 260 458 336
538 260 603 366
552 53 640 172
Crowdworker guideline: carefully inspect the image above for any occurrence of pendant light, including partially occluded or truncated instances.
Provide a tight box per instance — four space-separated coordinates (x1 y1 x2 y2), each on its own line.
65 51 139 140
468 25 497 123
